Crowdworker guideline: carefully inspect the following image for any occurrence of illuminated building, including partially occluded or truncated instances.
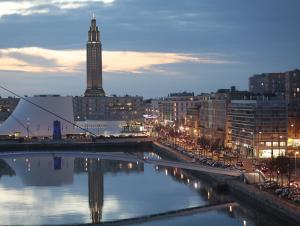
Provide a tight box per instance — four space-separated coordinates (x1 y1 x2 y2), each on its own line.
249 69 300 148
198 87 250 147
73 95 144 121
228 97 287 158
158 92 200 125
85 15 105 97
74 15 144 121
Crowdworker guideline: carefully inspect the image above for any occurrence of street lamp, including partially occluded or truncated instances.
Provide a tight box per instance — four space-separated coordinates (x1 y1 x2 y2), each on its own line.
250 131 254 158
291 124 295 138
295 151 299 179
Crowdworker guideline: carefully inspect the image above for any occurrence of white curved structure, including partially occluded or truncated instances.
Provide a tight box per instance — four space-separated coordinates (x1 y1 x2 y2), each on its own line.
0 95 75 137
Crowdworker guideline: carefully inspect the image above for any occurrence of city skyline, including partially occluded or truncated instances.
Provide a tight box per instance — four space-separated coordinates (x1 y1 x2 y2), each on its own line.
0 0 299 98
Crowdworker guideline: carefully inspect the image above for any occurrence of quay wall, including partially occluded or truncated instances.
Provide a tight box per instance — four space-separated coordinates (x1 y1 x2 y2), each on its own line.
153 141 300 226
0 139 152 152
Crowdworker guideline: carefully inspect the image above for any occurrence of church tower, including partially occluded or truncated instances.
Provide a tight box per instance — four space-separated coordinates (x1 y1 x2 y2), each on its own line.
85 14 105 97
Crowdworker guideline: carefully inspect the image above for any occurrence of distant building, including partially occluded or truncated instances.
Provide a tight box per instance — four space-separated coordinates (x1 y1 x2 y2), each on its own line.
198 87 251 147
73 95 144 121
0 97 19 122
158 92 200 124
228 97 288 158
74 15 144 121
249 69 300 147
249 72 286 96
143 99 159 118
185 105 200 138
85 15 105 97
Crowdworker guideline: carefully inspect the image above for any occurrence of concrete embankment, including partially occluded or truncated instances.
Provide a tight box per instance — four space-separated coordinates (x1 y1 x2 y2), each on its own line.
228 179 300 225
152 142 231 188
66 202 238 226
153 141 300 226
0 138 152 152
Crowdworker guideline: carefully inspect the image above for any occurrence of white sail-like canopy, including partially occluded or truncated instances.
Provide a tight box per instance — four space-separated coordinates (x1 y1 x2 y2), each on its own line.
0 95 75 137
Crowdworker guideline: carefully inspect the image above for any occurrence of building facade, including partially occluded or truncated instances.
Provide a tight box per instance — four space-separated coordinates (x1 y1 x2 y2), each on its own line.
228 97 288 158
73 95 144 121
198 93 228 147
85 15 105 97
198 87 251 147
158 92 200 125
0 97 19 122
185 105 201 138
249 69 300 147
76 15 144 121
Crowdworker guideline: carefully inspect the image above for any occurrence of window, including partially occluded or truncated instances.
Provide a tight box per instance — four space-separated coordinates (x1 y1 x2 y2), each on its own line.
266 142 272 147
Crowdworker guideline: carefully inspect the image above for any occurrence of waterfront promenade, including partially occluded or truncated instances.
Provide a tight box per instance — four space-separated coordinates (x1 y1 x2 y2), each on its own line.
153 141 300 225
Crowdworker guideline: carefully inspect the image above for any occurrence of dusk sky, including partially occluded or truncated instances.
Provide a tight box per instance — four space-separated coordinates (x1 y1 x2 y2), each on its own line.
0 0 299 98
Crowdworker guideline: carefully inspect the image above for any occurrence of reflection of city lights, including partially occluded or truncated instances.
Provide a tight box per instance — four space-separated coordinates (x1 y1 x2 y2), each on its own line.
194 182 198 189
155 166 158 170
243 220 247 226
181 173 184 179
97 158 100 161
173 170 176 176
119 163 123 168
25 158 29 162
28 168 30 172
13 158 16 162
208 191 210 199
85 158 88 161
85 168 87 171
136 161 139 165
229 205 232 212
165 169 168 175
187 178 190 183
128 163 133 169
28 163 31 167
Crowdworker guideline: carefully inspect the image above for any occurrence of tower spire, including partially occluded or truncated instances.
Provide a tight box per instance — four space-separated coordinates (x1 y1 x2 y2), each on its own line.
85 15 105 97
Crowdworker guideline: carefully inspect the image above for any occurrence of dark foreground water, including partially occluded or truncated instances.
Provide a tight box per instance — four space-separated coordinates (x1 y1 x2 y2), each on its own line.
0 151 290 226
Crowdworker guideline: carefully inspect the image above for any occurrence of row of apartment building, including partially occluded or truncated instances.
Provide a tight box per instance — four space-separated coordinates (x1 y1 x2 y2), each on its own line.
0 95 144 122
155 69 300 158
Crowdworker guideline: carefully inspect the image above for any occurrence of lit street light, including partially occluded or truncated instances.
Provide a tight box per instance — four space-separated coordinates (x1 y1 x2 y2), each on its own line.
295 151 299 179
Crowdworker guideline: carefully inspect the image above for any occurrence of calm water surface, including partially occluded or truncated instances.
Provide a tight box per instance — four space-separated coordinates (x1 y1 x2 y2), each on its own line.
0 151 289 226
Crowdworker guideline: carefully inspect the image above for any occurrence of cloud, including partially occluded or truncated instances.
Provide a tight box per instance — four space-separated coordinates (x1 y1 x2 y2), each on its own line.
0 186 89 225
0 47 232 75
0 0 114 18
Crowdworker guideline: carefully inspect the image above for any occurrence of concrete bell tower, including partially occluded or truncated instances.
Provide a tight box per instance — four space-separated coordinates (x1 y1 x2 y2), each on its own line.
84 14 105 97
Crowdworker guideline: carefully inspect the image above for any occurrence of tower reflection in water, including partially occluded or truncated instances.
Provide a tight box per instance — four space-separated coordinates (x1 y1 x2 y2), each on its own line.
4 154 144 224
88 159 103 223
75 156 144 223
